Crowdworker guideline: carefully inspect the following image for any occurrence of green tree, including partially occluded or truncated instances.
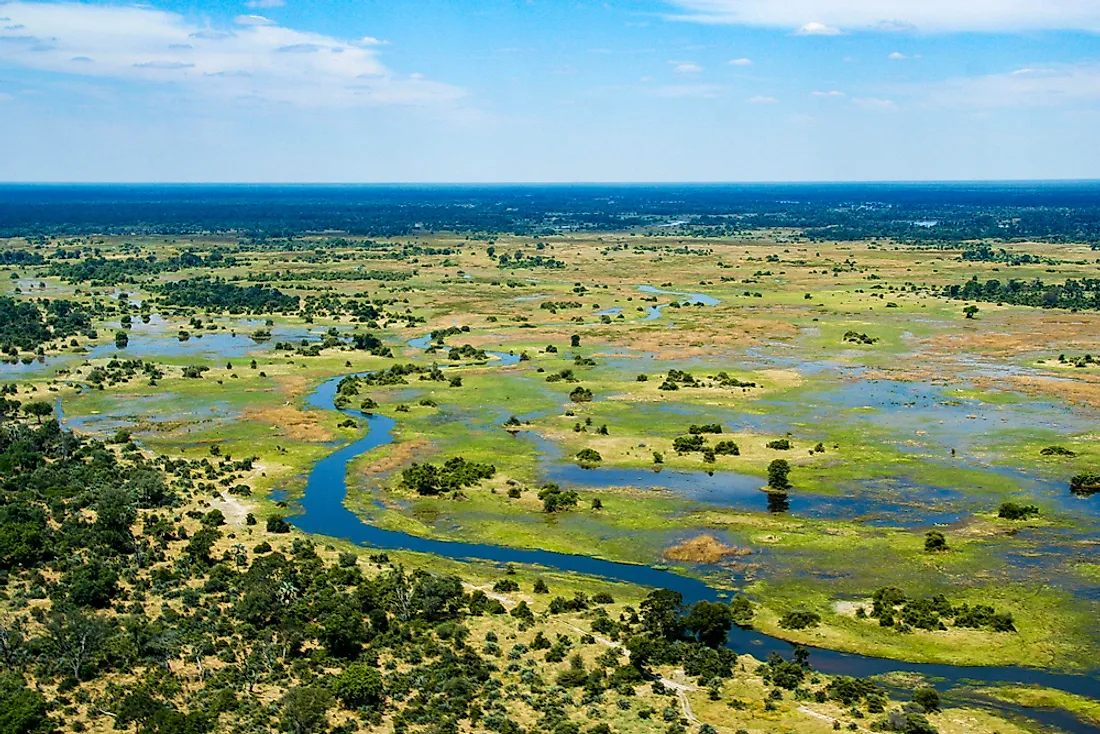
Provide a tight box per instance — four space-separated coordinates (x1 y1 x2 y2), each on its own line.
0 672 50 734
913 686 941 713
924 531 948 552
332 662 384 710
684 600 735 647
640 589 684 641
45 609 110 681
767 459 792 491
62 560 119 609
20 401 52 424
279 686 334 734
963 305 980 319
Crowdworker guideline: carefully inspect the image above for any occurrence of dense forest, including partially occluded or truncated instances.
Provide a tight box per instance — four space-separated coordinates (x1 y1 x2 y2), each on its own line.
2 184 1100 243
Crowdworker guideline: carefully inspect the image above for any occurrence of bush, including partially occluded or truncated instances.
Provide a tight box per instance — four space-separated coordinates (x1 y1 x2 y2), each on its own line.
997 502 1039 520
912 687 940 713
266 517 291 534
778 610 820 630
924 531 947 552
576 448 602 465
332 663 384 710
713 440 739 456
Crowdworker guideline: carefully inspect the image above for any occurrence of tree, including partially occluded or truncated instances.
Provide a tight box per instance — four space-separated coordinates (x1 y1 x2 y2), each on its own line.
94 486 137 553
913 686 941 713
318 603 367 659
767 459 792 491
332 662 384 710
0 672 50 734
569 386 593 403
62 560 119 609
924 531 948 552
114 331 129 348
21 401 52 424
266 517 291 534
963 305 979 319
684 600 735 647
44 609 110 682
279 686 334 734
185 527 221 565
640 589 684 641
575 448 602 465
570 334 581 348
412 574 464 621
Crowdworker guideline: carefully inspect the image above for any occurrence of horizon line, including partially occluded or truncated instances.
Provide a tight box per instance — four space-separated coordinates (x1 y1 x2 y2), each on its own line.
3 178 1100 187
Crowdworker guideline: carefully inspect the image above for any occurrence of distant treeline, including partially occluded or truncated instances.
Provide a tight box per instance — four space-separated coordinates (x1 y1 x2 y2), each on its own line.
942 276 1100 311
3 183 1100 242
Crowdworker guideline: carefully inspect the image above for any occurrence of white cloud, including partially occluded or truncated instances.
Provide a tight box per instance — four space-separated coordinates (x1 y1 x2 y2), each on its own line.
888 51 906 60
852 96 897 110
728 57 753 66
0 2 465 108
665 0 1100 33
747 94 777 103
914 63 1100 108
810 89 846 97
670 60 703 73
234 15 276 26
245 0 286 8
795 22 843 35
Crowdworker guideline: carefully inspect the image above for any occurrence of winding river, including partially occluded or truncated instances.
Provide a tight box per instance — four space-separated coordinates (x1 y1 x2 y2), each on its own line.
58 294 1098 731
289 354 1100 732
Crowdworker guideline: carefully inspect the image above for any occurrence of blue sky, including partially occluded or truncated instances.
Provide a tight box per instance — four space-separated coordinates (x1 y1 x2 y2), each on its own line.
1 0 1099 182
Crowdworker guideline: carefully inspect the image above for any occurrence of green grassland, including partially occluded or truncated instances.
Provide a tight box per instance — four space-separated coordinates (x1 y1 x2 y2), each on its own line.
6 232 1100 689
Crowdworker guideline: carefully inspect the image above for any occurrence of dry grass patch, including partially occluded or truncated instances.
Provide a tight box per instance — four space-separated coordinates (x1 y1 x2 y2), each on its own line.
664 534 752 564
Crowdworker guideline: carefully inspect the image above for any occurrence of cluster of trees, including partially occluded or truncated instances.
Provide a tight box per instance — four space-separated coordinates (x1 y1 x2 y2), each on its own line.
334 364 448 408
0 296 94 353
997 502 1040 520
156 278 300 314
657 369 699 391
959 246 1053 266
244 268 411 283
842 330 878 345
858 587 1016 633
87 358 165 387
1070 472 1100 496
672 433 740 463
942 276 1100 311
537 483 580 512
400 456 497 496
48 251 235 285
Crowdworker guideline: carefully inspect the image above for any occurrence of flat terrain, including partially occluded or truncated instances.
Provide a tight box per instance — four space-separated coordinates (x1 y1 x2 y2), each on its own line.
2 229 1098 732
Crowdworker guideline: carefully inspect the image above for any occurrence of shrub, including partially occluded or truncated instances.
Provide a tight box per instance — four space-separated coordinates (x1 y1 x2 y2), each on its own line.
997 502 1039 520
778 610 820 630
266 517 291 534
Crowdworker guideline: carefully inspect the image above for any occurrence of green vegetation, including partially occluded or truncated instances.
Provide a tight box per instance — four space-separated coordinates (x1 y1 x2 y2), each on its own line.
2 210 1099 734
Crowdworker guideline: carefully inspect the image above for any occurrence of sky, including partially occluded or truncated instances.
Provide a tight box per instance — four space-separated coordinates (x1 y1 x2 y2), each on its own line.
1 0 1099 182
